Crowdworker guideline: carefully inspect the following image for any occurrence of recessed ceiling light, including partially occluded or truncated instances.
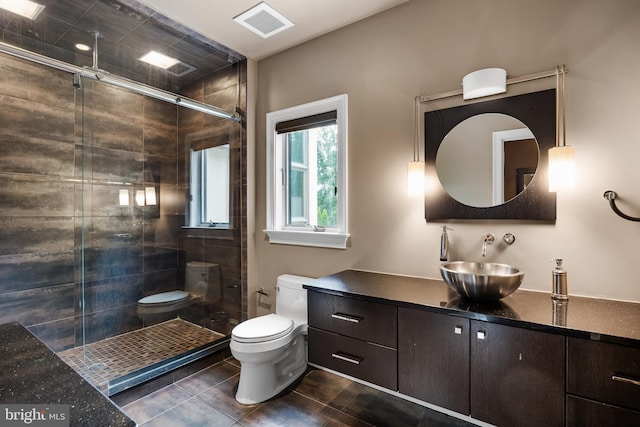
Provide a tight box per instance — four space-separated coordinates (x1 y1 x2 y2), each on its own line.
138 50 180 70
0 0 45 20
75 43 91 52
233 2 294 39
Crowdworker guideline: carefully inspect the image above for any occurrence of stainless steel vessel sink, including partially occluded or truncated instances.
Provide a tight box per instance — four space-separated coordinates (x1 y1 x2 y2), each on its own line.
440 261 524 302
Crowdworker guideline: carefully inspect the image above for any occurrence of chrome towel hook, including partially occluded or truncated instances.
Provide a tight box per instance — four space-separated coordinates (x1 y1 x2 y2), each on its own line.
603 191 640 222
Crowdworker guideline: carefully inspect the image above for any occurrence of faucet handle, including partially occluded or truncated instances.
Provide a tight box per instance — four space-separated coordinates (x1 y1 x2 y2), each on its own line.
503 233 516 245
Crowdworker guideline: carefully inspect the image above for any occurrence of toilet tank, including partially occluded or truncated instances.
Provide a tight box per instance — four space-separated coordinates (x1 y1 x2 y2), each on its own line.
186 261 221 303
275 274 312 324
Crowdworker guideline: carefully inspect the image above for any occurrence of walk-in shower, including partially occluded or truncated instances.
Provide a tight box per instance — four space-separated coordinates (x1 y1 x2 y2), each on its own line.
0 0 247 395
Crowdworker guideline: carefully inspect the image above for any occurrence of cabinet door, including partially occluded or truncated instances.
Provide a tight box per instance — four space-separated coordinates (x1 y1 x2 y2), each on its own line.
470 321 565 427
398 308 470 414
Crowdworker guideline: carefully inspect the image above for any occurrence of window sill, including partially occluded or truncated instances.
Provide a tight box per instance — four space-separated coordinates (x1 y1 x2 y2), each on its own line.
264 230 349 249
182 226 234 240
182 225 230 230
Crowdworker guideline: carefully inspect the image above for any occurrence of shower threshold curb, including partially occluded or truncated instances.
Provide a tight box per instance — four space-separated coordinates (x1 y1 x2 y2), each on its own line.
107 337 230 395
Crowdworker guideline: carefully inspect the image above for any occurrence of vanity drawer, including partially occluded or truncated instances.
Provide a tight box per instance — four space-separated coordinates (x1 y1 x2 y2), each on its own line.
308 327 397 390
567 396 640 427
308 291 397 348
567 337 640 411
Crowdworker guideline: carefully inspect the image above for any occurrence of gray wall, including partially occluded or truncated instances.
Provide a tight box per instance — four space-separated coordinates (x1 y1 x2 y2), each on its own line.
251 0 640 316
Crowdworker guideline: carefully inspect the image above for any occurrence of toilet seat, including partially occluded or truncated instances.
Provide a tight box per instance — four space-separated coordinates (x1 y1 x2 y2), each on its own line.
232 313 294 343
138 290 190 307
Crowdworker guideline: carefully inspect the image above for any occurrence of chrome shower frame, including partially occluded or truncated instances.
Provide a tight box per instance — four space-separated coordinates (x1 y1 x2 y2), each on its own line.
0 40 241 122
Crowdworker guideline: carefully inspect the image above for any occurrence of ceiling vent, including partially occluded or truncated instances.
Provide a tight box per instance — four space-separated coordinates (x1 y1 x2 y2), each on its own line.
233 2 294 39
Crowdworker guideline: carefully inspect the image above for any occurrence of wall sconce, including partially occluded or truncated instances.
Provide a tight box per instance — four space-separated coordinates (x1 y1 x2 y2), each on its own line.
145 187 157 206
135 189 146 206
119 189 130 206
130 187 158 206
462 68 507 100
407 96 425 197
548 65 575 192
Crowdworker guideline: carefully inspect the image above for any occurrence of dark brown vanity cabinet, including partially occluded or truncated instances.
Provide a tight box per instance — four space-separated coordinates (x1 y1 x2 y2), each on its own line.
398 307 565 427
470 320 565 427
398 308 470 414
307 291 398 390
566 337 640 426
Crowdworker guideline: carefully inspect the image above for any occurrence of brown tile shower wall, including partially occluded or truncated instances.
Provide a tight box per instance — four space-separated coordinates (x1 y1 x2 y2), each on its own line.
178 61 247 324
0 53 247 351
0 55 77 351
0 54 182 351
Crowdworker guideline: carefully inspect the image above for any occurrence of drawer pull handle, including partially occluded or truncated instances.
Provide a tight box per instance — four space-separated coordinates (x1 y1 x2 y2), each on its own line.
331 352 363 365
331 313 363 323
477 331 486 340
454 326 463 335
612 374 640 386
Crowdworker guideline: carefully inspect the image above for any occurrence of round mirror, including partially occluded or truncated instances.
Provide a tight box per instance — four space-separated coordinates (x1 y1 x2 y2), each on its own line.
435 113 539 208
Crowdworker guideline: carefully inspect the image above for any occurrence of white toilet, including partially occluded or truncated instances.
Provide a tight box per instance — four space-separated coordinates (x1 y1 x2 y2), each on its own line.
230 274 312 404
137 261 221 320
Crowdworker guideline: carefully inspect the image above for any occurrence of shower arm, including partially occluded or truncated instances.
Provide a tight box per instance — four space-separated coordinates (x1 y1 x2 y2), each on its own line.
603 191 640 222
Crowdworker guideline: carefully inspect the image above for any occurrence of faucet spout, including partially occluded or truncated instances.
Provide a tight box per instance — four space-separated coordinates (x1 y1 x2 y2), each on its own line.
440 226 453 261
481 233 495 257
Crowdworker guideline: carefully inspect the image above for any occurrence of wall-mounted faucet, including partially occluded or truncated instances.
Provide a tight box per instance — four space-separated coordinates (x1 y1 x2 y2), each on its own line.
481 233 495 257
440 226 453 261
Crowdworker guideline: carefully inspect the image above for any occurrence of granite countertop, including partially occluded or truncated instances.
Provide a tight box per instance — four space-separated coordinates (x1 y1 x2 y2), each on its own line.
304 269 640 348
0 322 135 427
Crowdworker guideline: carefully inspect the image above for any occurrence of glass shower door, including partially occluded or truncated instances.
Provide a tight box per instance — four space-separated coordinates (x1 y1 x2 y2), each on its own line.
65 74 233 395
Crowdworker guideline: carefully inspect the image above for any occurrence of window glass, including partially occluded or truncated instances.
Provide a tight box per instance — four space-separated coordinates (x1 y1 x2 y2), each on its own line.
282 125 338 228
189 144 230 227
203 145 230 224
316 126 338 227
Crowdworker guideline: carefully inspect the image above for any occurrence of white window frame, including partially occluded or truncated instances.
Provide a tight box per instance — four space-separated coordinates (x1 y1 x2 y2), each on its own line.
264 94 349 249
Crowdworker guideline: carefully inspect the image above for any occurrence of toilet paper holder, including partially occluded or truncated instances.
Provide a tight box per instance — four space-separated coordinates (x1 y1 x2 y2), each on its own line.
256 288 270 297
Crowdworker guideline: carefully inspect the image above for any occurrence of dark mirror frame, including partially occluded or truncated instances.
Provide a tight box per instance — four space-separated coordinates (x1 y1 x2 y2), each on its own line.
424 89 556 222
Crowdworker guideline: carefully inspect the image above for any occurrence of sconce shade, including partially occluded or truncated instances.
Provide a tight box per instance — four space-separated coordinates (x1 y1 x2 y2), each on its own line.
548 145 575 192
145 187 157 206
119 189 130 206
462 68 507 100
135 189 145 206
407 161 425 197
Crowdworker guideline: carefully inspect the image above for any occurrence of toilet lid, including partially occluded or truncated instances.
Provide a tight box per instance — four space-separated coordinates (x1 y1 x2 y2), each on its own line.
232 313 294 343
138 290 190 306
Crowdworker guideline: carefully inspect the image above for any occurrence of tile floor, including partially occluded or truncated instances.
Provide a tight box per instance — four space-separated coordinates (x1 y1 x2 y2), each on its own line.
58 319 225 393
120 358 475 427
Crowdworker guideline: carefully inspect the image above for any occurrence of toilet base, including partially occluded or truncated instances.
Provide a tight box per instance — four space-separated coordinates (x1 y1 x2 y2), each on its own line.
233 334 307 405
